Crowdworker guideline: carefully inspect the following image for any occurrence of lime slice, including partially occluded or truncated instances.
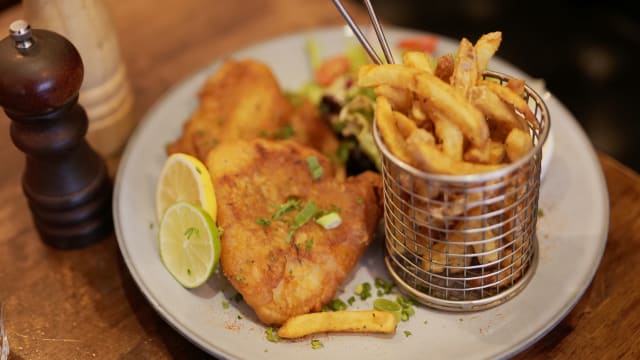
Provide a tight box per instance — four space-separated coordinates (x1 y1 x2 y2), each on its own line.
156 153 217 222
159 202 221 288
373 298 402 321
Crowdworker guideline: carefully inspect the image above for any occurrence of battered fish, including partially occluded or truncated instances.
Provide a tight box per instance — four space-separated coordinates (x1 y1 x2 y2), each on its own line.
206 139 382 325
167 59 340 166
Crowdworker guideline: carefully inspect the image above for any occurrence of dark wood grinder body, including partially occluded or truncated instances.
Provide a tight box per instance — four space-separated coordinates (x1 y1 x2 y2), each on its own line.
0 21 112 248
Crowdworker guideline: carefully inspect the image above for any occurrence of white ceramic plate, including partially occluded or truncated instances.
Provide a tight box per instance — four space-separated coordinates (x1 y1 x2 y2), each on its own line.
114 26 608 359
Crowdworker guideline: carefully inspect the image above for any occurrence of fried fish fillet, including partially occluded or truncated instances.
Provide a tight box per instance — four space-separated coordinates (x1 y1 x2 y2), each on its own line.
206 139 382 325
167 59 340 165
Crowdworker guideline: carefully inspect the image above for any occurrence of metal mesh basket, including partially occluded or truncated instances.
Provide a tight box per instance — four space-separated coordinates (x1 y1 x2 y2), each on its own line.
376 71 551 311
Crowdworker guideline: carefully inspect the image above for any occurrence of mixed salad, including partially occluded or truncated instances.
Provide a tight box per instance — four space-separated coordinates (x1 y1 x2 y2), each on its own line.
288 35 440 175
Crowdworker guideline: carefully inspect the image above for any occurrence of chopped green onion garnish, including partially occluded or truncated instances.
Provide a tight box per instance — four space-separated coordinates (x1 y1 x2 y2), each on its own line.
304 238 314 251
273 198 301 220
256 218 271 226
310 339 324 349
354 282 372 300
373 298 402 321
306 156 323 180
272 125 295 140
374 277 395 295
326 299 347 311
265 327 281 343
315 212 342 229
293 202 318 229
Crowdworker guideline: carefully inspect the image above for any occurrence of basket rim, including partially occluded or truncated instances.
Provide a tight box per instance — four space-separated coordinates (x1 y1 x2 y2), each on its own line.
373 70 551 184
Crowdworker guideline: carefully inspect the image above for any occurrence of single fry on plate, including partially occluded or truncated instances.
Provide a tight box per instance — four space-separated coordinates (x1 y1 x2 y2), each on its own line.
277 310 398 339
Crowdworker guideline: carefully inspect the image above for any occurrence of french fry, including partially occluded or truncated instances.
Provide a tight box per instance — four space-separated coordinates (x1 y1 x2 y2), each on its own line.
507 78 525 97
277 310 398 338
406 127 436 146
468 85 528 132
422 241 471 274
451 38 478 96
375 96 412 163
504 128 533 161
464 140 505 164
402 51 434 73
430 109 464 161
463 144 490 164
374 85 411 113
393 110 418 139
487 141 506 164
406 133 502 175
434 53 454 83
410 101 429 126
474 31 502 75
483 80 538 129
450 208 500 265
467 247 525 288
359 64 489 147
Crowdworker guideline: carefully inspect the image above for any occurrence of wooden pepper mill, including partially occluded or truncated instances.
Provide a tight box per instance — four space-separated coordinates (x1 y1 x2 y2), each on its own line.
0 20 112 249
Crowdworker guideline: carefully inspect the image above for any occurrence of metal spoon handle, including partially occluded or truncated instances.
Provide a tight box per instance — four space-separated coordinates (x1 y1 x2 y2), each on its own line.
363 0 394 64
331 0 383 64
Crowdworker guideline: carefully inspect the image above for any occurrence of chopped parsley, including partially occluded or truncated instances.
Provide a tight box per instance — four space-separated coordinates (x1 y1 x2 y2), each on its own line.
304 238 314 251
235 275 244 282
356 197 364 205
404 330 412 337
375 277 395 296
260 125 295 140
272 125 295 140
217 226 224 236
325 299 347 311
222 300 230 309
354 282 372 300
195 166 202 174
149 222 154 229
347 296 356 306
256 218 272 226
396 296 416 321
311 339 324 349
306 156 324 180
537 208 545 217
265 327 280 343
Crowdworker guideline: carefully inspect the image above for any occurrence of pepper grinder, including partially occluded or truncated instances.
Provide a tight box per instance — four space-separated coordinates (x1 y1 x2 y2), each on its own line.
0 20 112 249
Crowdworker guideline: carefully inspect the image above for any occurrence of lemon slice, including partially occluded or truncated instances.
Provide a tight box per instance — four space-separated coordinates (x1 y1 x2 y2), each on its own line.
156 153 216 222
159 202 221 288
373 298 402 321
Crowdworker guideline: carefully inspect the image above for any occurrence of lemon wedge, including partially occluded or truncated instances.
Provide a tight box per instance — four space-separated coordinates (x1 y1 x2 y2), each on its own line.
155 153 217 222
159 202 221 288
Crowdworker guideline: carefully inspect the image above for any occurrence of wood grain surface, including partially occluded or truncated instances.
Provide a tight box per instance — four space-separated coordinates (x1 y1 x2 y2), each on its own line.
0 1 638 359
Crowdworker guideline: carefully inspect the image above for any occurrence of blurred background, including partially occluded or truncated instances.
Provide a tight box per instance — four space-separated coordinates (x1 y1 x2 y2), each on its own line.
1 0 637 171
369 0 640 172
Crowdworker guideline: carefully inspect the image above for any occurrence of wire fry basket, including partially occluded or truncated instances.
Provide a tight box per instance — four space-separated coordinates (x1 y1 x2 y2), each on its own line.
377 71 550 311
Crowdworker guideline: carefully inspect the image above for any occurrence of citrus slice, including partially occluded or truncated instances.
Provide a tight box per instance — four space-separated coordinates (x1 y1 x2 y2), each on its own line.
159 202 221 288
373 298 402 321
155 153 216 222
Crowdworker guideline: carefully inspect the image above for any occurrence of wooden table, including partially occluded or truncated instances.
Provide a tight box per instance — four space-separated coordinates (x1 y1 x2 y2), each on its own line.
0 1 638 359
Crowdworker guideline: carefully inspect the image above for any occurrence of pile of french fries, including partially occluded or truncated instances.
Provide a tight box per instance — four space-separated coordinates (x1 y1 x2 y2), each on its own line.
359 32 539 290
